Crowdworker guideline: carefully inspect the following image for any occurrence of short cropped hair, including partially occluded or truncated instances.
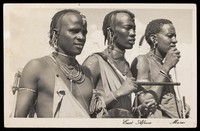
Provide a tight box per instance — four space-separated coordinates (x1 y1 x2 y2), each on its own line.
145 19 172 47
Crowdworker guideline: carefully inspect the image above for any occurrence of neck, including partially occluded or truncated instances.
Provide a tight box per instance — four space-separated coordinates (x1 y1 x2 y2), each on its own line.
57 51 76 58
105 46 129 76
109 46 125 60
53 52 77 66
150 49 164 62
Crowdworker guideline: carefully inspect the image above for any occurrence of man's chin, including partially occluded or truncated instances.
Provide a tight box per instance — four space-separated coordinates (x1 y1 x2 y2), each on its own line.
127 45 134 49
74 51 82 56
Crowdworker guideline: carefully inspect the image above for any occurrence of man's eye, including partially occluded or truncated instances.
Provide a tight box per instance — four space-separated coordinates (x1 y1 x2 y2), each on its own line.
124 26 135 31
167 33 176 38
82 30 88 36
125 26 131 30
168 34 173 38
71 30 79 33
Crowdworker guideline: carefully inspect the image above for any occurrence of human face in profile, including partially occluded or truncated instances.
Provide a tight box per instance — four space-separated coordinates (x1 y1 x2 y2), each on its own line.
113 13 136 50
57 13 87 56
156 23 177 56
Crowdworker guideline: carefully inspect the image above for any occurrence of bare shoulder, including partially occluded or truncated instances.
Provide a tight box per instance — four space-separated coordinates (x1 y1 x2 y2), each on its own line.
19 56 50 91
21 56 49 79
23 57 47 72
136 55 149 71
82 54 101 84
82 54 101 75
82 54 99 68
131 55 150 79
131 55 149 70
81 65 92 78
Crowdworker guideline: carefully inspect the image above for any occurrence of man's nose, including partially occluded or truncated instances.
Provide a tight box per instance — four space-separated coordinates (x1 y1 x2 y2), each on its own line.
130 29 136 37
77 33 85 42
172 36 177 44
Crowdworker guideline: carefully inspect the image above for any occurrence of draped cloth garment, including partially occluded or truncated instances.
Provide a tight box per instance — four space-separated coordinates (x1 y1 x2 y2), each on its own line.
52 74 90 118
45 55 90 118
139 52 182 118
91 53 132 118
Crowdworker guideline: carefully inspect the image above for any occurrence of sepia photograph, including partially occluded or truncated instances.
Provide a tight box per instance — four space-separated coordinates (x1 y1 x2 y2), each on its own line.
4 3 197 128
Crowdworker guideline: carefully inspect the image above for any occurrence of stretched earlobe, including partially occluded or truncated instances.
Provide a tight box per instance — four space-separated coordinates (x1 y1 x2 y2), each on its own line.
150 34 158 48
52 30 59 52
107 27 113 37
107 27 114 53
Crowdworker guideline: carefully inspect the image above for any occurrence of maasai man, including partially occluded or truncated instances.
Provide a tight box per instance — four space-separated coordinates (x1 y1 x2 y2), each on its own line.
131 19 190 118
13 9 94 118
83 10 157 118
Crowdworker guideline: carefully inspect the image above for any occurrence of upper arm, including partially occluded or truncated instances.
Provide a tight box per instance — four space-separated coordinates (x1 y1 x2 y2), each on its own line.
15 59 43 117
19 59 42 90
130 57 138 79
131 55 150 81
131 56 153 103
82 55 100 87
81 65 95 87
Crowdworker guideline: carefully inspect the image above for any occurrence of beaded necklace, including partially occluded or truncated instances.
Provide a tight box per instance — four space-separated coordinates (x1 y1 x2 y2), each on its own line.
149 49 164 64
50 53 88 110
51 53 85 84
57 52 76 59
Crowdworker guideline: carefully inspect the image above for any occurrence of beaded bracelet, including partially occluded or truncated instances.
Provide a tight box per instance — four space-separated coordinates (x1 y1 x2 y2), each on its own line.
18 88 37 93
110 92 118 101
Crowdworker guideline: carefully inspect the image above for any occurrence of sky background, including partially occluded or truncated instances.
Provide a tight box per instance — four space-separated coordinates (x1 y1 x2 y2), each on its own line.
4 4 197 120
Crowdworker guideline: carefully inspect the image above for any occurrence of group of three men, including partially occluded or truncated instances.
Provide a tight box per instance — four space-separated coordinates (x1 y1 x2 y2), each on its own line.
13 9 190 118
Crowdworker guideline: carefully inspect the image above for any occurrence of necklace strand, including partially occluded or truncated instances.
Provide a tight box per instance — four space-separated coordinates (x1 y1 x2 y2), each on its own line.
50 53 87 110
53 55 80 79
149 50 163 63
51 54 85 84
56 51 76 58
53 56 80 79
55 57 77 69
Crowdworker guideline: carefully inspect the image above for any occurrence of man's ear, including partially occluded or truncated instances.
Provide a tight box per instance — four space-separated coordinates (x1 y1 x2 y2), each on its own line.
150 34 157 44
107 27 114 37
52 29 59 39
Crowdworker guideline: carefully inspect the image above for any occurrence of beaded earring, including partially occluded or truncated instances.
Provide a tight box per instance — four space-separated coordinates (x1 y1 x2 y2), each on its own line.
150 35 158 54
107 27 114 53
153 39 158 54
52 30 59 54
